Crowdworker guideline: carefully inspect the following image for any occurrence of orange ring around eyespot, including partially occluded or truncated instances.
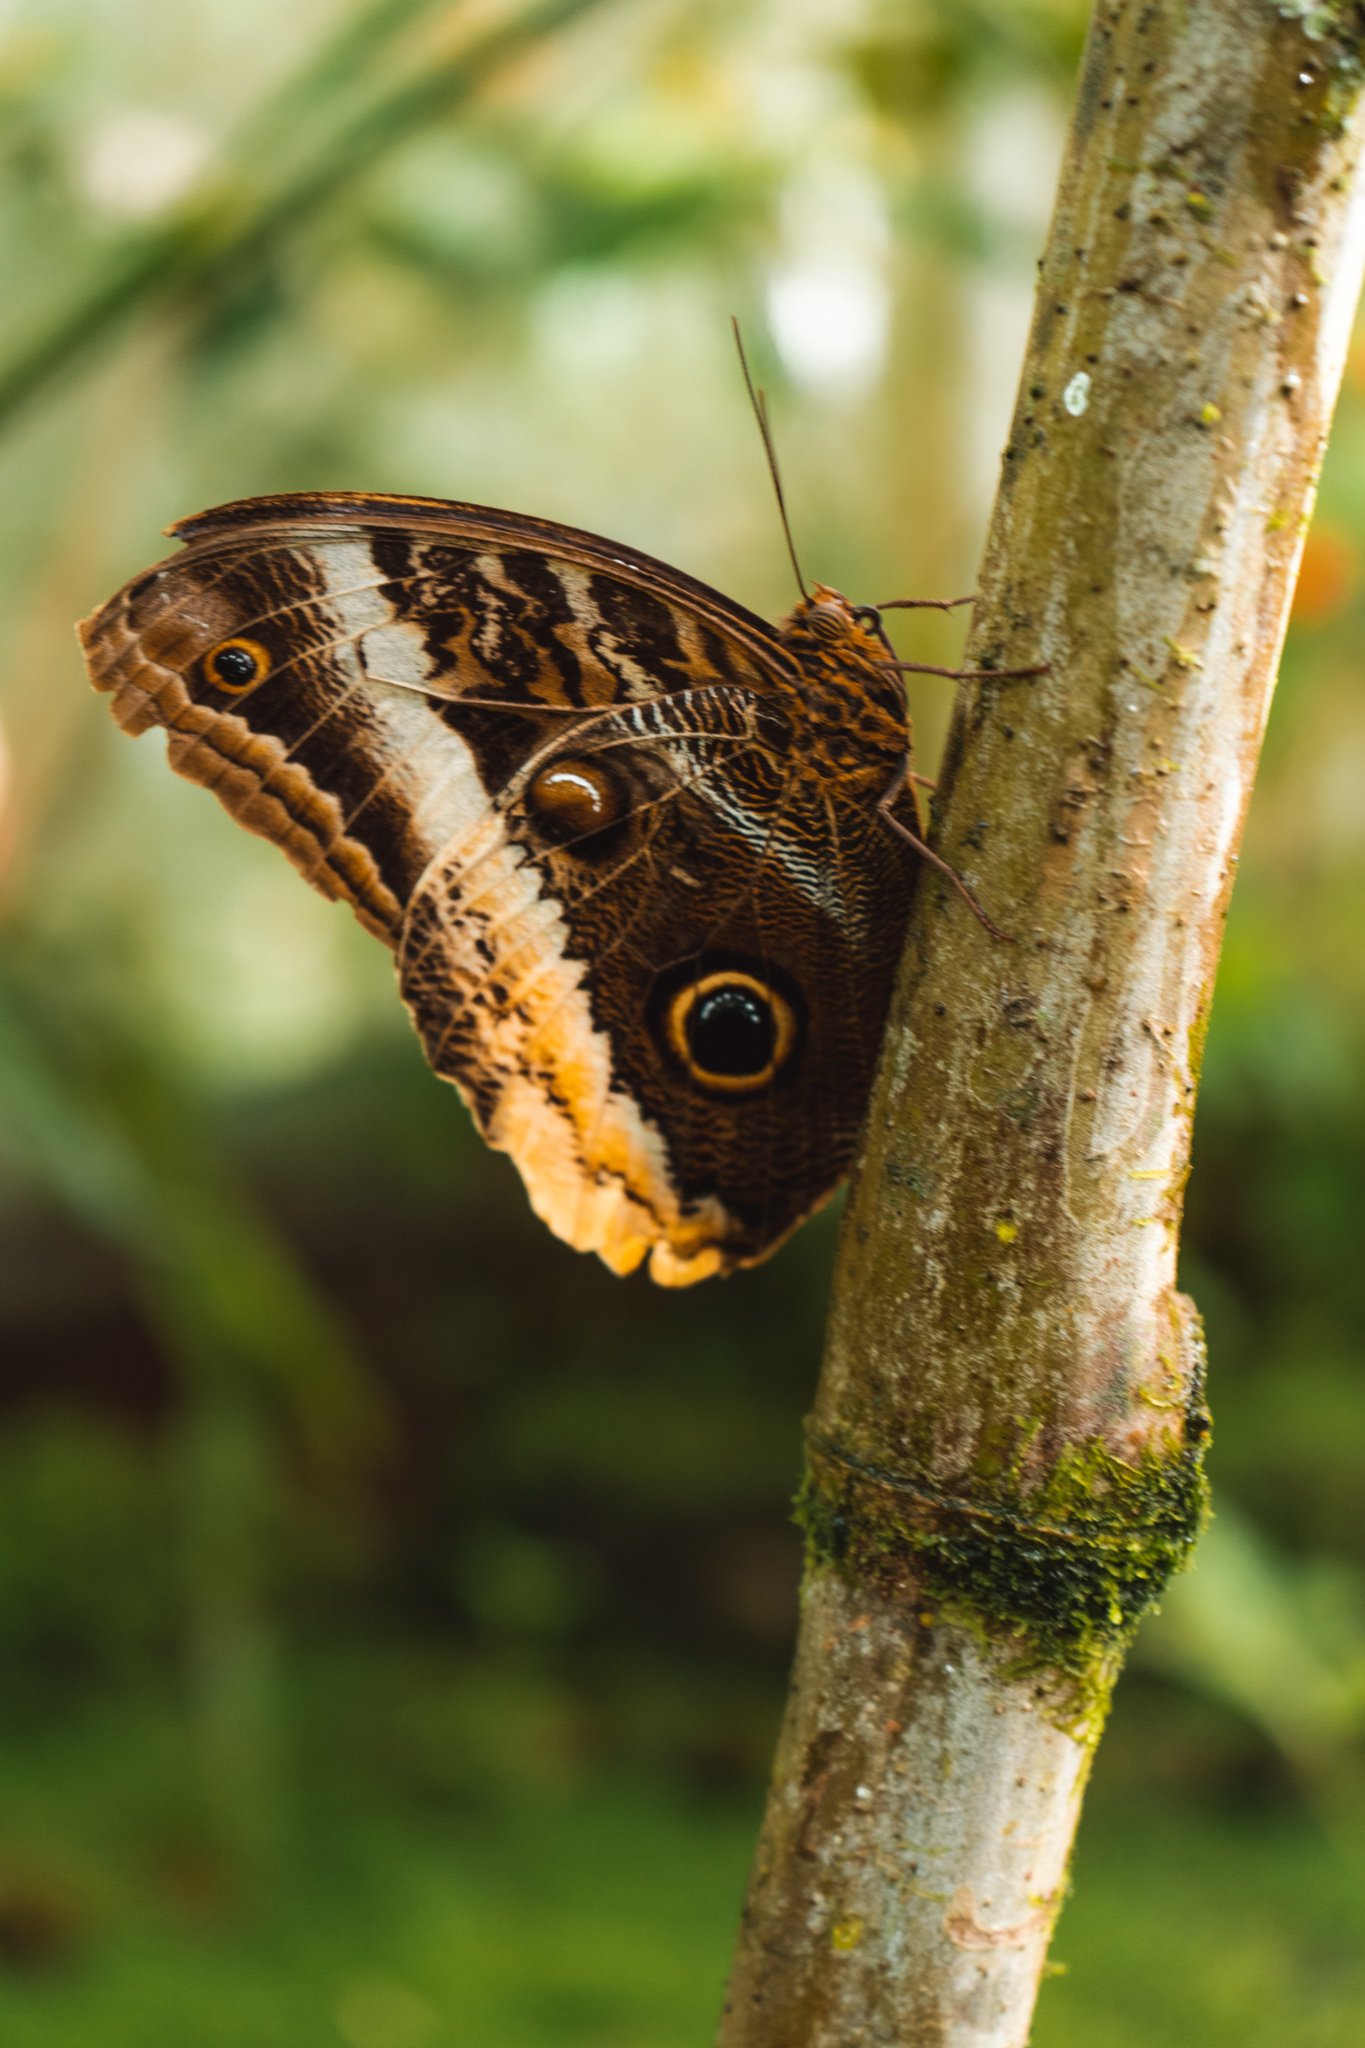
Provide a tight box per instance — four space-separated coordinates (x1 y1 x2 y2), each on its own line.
203 636 271 693
665 971 797 1095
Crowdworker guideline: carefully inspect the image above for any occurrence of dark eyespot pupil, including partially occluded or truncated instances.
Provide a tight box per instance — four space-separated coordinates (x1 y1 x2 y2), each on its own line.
211 644 258 687
687 986 775 1078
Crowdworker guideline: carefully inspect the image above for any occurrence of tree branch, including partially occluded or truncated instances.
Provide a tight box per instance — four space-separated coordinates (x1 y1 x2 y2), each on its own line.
719 5 1365 2043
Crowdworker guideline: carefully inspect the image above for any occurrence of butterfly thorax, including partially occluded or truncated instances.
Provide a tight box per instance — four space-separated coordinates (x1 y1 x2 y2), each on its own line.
773 585 910 791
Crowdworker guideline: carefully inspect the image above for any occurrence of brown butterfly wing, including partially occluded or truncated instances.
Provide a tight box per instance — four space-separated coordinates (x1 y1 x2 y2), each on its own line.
399 700 914 1283
79 493 914 1283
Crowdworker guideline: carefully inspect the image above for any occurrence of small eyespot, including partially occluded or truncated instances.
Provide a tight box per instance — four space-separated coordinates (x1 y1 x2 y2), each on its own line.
204 636 271 693
526 757 626 849
665 972 798 1095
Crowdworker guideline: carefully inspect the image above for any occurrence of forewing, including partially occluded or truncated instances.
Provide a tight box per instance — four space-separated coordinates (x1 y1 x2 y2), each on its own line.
78 493 791 943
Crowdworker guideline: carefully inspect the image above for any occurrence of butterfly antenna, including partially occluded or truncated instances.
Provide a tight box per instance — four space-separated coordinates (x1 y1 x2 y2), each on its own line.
731 316 808 602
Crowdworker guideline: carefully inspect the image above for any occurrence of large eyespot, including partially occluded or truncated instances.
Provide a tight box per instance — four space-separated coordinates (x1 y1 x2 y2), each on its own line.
665 971 798 1095
203 636 271 693
526 757 626 851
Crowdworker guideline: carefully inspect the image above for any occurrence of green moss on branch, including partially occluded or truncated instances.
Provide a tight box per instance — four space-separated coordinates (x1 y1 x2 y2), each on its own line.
799 1358 1210 1685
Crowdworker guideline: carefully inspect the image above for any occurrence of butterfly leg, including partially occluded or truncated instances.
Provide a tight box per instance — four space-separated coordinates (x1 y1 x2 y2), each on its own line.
871 593 977 614
884 658 1048 682
878 761 1013 943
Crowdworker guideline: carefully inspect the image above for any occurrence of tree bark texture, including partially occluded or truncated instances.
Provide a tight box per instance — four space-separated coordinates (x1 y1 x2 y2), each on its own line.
719 5 1365 2045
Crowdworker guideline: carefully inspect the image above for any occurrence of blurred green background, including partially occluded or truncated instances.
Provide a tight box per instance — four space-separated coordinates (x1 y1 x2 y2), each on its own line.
1 1 1364 2042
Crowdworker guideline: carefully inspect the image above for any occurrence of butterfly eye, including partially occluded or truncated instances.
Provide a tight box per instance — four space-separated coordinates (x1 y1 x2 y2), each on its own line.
527 757 626 849
204 637 271 692
808 603 846 643
665 972 798 1095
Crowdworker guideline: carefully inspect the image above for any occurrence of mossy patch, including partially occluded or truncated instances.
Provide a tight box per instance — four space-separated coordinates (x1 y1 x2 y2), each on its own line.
798 1372 1210 1695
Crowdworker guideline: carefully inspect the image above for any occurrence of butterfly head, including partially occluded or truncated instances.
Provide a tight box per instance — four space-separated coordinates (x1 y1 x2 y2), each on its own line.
775 583 909 740
787 582 892 653
777 583 881 655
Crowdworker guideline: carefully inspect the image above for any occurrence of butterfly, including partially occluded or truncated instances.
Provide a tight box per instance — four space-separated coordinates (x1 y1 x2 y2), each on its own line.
77 362 1018 1284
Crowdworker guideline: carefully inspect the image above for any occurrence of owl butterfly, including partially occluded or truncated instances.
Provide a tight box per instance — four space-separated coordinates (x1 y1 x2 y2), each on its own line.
79 374 1014 1283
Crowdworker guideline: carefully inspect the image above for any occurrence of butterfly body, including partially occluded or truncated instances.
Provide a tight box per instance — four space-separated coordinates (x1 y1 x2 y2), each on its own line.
80 493 923 1284
768 590 914 791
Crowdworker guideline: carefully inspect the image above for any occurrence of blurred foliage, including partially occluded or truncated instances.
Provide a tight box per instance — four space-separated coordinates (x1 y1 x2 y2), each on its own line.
0 0 1363 2041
